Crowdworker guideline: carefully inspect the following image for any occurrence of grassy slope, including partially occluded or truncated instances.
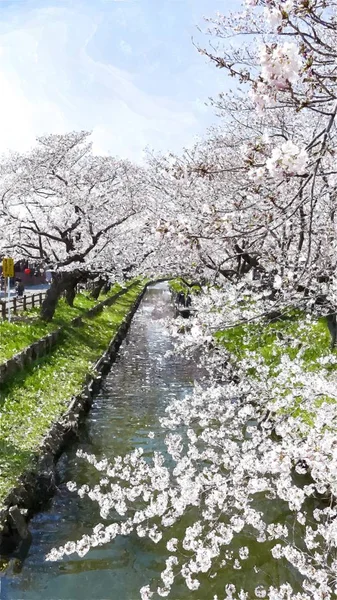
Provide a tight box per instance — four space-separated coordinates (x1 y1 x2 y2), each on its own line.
0 282 144 506
215 310 336 424
0 284 124 363
215 311 332 374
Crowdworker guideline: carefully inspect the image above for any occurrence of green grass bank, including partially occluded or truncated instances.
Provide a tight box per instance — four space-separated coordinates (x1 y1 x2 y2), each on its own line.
215 310 333 373
215 308 337 425
0 281 145 507
0 283 125 364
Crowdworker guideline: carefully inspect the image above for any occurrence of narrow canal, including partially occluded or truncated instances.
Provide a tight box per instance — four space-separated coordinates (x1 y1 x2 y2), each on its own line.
1 284 309 599
2 283 200 600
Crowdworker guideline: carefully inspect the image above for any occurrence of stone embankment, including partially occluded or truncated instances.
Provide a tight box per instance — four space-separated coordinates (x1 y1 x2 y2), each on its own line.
0 282 149 554
0 285 135 387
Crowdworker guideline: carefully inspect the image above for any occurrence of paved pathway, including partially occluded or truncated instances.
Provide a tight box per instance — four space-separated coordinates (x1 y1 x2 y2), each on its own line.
0 284 50 299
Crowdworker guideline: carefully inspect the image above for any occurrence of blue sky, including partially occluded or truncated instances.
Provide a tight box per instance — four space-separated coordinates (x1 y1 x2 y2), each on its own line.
0 0 239 161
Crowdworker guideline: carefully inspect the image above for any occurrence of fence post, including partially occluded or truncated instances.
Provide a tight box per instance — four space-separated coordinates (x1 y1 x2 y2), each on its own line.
39 293 43 306
23 295 27 311
1 302 5 320
13 297 17 314
31 295 35 309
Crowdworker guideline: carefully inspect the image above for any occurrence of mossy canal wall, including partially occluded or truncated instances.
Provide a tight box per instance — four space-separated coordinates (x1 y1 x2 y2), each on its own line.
0 282 150 554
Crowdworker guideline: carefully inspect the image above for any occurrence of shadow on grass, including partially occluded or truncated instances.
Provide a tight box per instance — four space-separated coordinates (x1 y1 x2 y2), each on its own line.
0 332 69 402
0 285 144 401
0 439 35 475
0 286 126 363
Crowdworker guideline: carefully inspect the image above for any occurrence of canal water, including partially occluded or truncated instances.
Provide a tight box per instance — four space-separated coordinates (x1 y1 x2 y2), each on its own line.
1 284 308 599
1 283 201 600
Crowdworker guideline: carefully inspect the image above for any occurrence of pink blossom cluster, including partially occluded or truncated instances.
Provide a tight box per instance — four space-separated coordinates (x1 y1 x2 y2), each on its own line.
260 42 302 89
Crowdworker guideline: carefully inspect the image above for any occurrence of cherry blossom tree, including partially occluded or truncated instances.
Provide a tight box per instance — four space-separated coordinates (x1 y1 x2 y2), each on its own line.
0 131 147 319
143 0 337 342
196 0 337 300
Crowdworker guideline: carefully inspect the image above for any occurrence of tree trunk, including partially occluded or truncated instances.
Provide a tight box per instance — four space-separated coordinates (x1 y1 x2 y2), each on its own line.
91 277 105 300
64 273 82 307
326 313 337 348
41 270 88 320
41 274 65 321
101 281 111 295
65 282 77 307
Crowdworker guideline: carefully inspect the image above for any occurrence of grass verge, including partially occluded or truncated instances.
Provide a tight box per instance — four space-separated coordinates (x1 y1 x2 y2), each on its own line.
0 281 145 507
215 311 333 374
0 284 125 363
215 309 337 425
